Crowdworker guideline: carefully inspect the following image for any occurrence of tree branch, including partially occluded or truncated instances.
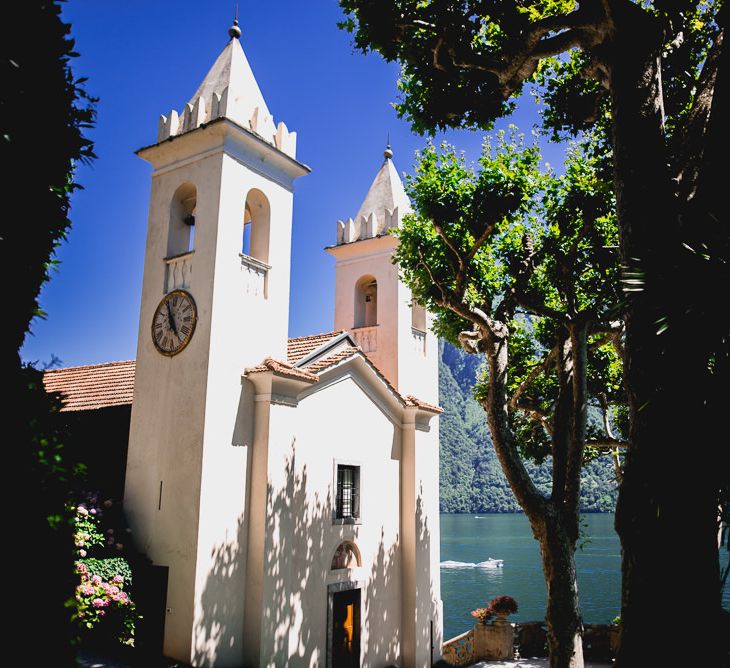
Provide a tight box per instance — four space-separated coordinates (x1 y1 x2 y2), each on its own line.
586 438 629 449
508 345 559 413
598 392 625 481
565 324 589 538
674 27 724 200
515 400 554 437
479 331 547 518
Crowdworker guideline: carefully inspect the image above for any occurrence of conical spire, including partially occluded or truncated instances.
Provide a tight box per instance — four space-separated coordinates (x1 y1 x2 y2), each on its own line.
353 148 412 227
187 37 271 134
335 146 413 245
155 22 298 157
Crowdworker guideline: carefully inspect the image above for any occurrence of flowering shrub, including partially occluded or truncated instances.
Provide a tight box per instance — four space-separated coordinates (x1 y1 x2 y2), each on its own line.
73 496 128 558
75 562 137 645
471 606 494 624
71 495 139 646
74 503 104 558
489 595 518 615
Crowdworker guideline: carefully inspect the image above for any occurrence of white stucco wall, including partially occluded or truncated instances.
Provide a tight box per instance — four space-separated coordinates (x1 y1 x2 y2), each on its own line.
260 370 404 667
126 146 226 661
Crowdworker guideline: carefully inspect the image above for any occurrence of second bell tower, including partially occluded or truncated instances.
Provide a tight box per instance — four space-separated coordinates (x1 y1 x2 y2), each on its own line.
326 146 438 405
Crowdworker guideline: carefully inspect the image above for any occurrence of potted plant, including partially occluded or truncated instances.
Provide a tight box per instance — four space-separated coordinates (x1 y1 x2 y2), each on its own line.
489 595 519 622
471 606 494 625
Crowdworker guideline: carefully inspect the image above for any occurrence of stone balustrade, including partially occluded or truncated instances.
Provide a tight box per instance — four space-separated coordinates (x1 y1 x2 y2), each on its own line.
240 253 270 298
164 251 194 292
441 628 475 666
412 327 426 354
351 325 378 353
442 621 622 665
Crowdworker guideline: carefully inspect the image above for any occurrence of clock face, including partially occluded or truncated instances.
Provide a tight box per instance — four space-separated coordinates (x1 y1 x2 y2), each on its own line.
151 290 197 356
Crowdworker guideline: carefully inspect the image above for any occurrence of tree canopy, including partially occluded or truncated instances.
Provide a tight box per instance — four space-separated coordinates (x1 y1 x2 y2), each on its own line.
4 3 95 663
395 132 626 664
340 0 727 663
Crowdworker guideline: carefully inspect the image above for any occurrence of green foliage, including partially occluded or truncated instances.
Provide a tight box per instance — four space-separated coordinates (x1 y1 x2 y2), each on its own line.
3 1 96 357
338 0 579 133
339 0 721 144
439 340 619 513
399 133 624 466
396 130 544 343
3 5 95 661
80 558 133 587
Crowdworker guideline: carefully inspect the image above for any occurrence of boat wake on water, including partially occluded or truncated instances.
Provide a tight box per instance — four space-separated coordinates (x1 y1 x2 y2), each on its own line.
440 558 504 569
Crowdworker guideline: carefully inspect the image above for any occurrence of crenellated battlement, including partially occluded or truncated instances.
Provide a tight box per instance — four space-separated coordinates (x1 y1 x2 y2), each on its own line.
335 206 403 245
157 95 297 158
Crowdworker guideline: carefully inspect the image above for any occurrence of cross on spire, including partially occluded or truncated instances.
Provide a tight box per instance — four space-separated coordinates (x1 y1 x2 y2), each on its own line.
229 2 241 39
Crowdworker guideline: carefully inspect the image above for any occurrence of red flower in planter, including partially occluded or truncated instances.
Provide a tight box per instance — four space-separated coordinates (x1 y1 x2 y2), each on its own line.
489 595 518 615
470 606 495 623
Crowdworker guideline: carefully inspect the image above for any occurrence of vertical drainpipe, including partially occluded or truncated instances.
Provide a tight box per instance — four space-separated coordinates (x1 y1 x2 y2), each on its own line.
401 406 418 667
242 372 273 664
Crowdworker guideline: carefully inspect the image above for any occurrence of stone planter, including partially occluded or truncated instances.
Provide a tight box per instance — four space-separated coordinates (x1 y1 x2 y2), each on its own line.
474 621 514 661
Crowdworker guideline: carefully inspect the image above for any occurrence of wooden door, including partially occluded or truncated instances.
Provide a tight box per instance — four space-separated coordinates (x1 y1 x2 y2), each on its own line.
332 588 360 667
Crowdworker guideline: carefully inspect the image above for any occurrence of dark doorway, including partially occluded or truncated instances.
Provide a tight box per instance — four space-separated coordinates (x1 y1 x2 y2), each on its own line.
331 588 361 667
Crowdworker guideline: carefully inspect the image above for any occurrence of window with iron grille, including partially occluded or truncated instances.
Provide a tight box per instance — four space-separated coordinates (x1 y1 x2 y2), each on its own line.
336 465 360 520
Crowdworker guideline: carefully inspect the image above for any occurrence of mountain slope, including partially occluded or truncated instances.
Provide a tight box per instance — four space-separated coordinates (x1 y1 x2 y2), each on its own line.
438 341 618 513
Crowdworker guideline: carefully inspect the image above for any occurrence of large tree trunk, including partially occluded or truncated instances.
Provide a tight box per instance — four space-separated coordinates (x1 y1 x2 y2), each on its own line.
534 513 585 668
605 1 724 663
481 328 586 668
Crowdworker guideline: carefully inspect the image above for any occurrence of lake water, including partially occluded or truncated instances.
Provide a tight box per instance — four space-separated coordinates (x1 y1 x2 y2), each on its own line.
440 513 621 641
439 512 730 641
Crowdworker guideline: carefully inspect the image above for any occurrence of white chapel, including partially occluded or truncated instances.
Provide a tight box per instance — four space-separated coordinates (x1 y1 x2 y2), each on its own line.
45 19 443 668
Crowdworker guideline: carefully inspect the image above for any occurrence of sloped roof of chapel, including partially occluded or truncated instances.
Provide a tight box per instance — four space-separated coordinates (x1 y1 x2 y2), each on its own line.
43 332 440 415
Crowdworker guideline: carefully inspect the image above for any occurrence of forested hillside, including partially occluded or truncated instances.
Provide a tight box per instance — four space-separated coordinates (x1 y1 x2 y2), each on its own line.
439 341 618 513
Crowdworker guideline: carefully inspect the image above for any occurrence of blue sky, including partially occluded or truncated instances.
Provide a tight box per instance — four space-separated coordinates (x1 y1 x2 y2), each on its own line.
21 0 563 368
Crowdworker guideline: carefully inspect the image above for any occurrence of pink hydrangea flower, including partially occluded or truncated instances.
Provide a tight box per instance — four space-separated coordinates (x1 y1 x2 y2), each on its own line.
91 575 102 585
112 575 124 584
92 598 106 608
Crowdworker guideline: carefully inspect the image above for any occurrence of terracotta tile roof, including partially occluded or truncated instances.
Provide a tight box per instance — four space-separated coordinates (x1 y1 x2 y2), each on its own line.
287 331 344 365
42 333 441 415
43 360 136 412
303 346 360 373
404 395 443 413
244 357 319 383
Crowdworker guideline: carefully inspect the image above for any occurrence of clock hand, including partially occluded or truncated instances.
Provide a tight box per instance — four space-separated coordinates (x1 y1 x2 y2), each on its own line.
166 301 179 338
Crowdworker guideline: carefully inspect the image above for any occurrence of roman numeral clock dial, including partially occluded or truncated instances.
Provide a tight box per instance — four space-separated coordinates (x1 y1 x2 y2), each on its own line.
151 290 197 356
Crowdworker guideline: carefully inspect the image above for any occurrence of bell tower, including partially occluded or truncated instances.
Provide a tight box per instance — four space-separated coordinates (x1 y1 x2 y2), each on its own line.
326 146 438 404
124 20 308 665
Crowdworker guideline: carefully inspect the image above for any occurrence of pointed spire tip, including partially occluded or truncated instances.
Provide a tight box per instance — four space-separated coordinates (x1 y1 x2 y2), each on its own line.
228 18 241 40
